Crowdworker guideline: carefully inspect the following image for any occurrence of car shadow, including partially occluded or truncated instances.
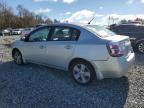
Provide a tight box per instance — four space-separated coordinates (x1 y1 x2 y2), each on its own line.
0 61 129 108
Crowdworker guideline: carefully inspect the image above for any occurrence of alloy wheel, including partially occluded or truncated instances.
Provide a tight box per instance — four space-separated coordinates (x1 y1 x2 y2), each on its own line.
73 64 91 84
13 51 23 65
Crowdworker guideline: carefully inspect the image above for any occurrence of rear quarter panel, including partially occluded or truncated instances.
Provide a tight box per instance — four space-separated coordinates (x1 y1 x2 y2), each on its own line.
73 44 110 61
67 28 110 64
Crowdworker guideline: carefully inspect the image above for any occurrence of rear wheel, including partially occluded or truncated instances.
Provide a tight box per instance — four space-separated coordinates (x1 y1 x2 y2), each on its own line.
137 41 144 54
70 60 96 85
13 50 24 65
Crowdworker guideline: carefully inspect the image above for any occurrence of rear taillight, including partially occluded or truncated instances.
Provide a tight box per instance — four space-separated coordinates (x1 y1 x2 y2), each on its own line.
107 43 123 57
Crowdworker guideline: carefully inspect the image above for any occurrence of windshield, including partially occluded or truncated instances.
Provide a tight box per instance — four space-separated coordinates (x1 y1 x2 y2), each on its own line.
86 25 116 37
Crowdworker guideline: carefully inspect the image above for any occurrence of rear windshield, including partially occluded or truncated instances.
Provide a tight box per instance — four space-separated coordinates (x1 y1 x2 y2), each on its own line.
86 25 116 37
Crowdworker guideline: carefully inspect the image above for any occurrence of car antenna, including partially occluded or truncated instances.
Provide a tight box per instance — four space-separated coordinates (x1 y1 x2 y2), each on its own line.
88 17 95 25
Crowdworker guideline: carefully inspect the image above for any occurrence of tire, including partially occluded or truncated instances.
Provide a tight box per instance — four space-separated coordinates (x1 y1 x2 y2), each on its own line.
13 50 24 65
136 41 144 54
70 60 96 85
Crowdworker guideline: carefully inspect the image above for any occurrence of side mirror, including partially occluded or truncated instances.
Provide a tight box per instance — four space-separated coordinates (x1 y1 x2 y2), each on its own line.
20 36 26 41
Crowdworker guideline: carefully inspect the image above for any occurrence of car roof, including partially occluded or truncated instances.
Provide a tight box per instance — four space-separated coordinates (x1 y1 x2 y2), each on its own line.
40 23 88 28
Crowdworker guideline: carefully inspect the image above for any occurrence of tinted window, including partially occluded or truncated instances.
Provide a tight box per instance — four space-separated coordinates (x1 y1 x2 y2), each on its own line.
71 29 80 40
28 27 50 42
50 27 80 41
133 26 144 33
112 25 129 33
115 25 135 33
112 25 144 34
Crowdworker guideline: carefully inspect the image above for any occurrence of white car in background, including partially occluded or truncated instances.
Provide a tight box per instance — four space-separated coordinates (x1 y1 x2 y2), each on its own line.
11 23 135 85
2 29 12 36
12 29 23 35
21 28 34 36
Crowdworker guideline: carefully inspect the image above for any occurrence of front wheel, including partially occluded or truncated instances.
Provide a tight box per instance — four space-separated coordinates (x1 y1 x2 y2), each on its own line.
70 60 96 85
13 50 24 65
137 41 144 54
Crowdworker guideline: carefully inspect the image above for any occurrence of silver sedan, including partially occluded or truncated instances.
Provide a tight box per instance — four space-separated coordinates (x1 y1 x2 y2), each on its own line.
11 23 135 84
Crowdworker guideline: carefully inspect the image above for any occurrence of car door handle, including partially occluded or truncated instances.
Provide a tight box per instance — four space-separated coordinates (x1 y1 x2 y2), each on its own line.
39 45 46 49
64 45 72 50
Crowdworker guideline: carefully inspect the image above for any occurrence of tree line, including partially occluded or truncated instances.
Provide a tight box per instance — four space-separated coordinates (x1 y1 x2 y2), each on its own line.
0 0 60 29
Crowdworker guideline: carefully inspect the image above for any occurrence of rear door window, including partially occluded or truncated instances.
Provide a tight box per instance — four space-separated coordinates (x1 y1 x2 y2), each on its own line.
50 26 80 41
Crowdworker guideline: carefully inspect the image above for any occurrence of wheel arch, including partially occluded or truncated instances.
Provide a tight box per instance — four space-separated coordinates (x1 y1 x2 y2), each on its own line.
68 57 104 80
68 58 95 71
12 48 22 58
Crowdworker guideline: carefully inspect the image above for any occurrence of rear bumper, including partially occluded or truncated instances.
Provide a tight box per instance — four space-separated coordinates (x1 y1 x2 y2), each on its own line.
91 53 135 80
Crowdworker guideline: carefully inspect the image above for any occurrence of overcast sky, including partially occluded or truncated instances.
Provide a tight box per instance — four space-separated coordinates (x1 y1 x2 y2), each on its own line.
5 0 144 25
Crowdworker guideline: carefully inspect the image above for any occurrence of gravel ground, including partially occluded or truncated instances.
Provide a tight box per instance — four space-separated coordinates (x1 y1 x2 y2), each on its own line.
0 36 143 108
